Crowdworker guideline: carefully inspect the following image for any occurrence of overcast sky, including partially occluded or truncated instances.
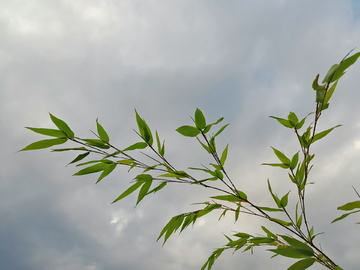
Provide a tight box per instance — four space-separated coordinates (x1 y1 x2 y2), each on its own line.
1 1 360 270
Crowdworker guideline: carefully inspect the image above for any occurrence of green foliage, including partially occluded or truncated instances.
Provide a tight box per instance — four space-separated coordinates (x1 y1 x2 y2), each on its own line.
21 51 360 270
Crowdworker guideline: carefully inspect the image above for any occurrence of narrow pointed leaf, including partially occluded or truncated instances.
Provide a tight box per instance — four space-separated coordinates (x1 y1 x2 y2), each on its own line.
269 247 313 258
136 180 152 205
214 124 229 137
311 125 341 143
26 127 67 138
220 144 228 166
112 180 144 204
96 163 116 183
21 138 67 151
49 113 74 138
96 118 109 142
123 142 148 151
332 52 360 82
288 258 316 270
67 152 90 165
280 235 313 253
73 162 108 176
337 200 360 211
332 210 360 223
270 116 293 128
195 108 206 130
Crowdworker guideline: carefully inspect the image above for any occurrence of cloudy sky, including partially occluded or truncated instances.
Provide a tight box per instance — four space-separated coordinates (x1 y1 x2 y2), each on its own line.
1 1 360 269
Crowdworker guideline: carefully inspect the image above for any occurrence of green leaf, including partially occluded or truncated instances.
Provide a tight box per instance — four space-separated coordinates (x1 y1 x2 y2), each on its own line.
288 112 299 127
331 52 360 82
49 113 74 138
267 179 282 208
280 235 313 253
176 125 200 137
147 182 167 194
96 163 116 184
220 144 228 166
235 205 240 222
135 110 153 145
262 163 290 169
235 190 248 200
261 226 278 240
81 139 110 149
155 131 165 156
322 64 339 83
249 237 275 244
332 210 360 223
280 192 290 208
288 258 316 270
96 118 109 142
214 124 229 137
73 162 108 176
323 80 338 107
195 108 206 130
269 247 314 258
270 116 293 128
337 200 360 211
112 180 144 204
197 137 212 153
26 127 67 138
52 147 88 152
211 195 243 202
20 138 67 151
271 147 291 166
136 180 152 205
123 142 148 151
67 152 90 165
311 125 341 143
135 174 153 181
290 152 299 170
312 74 326 91
256 206 283 212
269 218 292 226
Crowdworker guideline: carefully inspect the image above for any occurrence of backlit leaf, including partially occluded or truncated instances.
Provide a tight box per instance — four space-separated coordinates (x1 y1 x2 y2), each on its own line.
123 142 148 151
195 108 206 130
112 180 144 204
49 113 74 138
337 200 360 211
26 127 67 138
96 118 109 142
21 138 67 151
176 125 200 137
288 258 316 270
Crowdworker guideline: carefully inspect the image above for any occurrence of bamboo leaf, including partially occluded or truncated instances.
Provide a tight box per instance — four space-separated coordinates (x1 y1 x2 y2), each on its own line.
96 163 116 184
21 138 67 151
195 108 206 130
112 180 144 204
176 125 200 137
123 142 148 151
67 152 90 166
332 210 360 223
96 118 109 143
270 116 293 128
311 125 341 143
220 144 228 166
288 258 316 270
73 162 108 176
26 127 67 138
269 247 314 258
136 180 152 205
337 200 360 211
214 124 229 137
49 113 74 138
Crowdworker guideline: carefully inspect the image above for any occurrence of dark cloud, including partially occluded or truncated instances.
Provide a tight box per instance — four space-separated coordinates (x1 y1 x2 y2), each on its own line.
1 1 360 269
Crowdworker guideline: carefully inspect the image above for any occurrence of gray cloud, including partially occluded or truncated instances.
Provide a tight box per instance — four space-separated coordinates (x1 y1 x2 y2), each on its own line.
1 0 360 269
